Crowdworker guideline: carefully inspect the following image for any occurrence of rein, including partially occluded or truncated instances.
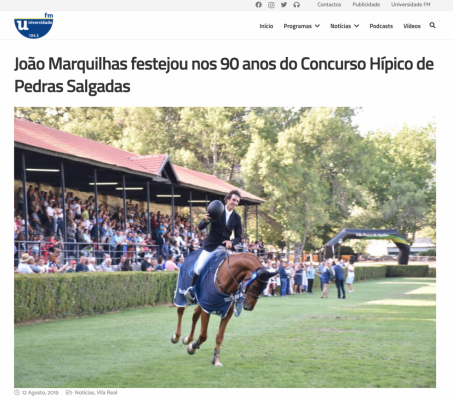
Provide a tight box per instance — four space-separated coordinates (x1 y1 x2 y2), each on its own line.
215 248 241 295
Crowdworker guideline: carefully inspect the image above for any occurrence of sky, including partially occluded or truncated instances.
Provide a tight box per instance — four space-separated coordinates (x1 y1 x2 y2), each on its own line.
352 106 436 136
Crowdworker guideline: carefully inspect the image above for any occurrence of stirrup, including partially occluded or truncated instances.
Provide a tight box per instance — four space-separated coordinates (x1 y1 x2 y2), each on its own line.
184 287 195 303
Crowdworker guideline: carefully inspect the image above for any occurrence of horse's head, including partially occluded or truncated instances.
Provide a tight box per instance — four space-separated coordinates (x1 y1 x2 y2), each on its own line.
243 268 278 311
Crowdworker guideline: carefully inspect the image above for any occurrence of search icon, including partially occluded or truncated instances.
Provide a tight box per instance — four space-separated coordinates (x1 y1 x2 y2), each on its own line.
430 22 436 28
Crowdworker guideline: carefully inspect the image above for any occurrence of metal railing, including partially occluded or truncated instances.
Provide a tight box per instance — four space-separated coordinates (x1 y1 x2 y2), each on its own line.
14 240 161 267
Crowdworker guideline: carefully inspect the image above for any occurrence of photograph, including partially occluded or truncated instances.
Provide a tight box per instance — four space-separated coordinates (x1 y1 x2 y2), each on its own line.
13 107 436 388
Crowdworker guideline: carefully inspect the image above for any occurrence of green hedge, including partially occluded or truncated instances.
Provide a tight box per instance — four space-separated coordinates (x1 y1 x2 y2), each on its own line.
384 265 430 278
15 265 435 323
419 249 436 256
14 272 178 324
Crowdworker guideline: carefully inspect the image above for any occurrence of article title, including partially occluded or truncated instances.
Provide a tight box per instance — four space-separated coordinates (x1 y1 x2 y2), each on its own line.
14 56 435 96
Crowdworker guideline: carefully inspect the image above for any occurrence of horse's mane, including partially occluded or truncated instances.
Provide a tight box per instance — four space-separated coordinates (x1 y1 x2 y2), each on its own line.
229 252 262 272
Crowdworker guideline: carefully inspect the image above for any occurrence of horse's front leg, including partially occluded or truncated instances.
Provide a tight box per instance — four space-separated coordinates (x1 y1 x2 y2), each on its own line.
182 305 201 345
171 307 185 344
212 305 234 367
187 309 210 355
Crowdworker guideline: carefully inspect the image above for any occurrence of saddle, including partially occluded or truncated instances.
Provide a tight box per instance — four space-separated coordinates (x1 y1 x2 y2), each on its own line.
173 249 239 318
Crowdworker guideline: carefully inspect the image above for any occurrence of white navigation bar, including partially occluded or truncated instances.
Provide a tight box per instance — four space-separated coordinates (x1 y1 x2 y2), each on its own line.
1 11 451 40
2 0 453 12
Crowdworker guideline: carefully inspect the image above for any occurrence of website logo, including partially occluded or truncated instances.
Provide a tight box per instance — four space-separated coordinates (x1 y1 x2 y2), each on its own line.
15 13 53 39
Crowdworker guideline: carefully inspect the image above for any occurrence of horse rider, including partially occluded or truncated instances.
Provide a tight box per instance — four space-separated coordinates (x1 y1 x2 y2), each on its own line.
184 189 243 303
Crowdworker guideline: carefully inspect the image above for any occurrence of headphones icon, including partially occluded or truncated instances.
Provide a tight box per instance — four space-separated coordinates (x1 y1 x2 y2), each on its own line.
293 2 300 7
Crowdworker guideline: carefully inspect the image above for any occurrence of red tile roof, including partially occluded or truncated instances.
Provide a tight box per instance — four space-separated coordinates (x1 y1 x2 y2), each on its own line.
128 155 168 176
174 165 264 203
14 118 155 176
14 118 264 204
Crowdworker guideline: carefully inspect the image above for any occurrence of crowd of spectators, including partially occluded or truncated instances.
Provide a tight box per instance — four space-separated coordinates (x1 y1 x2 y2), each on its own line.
14 185 269 274
15 188 354 299
258 257 355 299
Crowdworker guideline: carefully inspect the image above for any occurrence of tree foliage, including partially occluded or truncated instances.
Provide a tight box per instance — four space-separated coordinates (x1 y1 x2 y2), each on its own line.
15 107 436 251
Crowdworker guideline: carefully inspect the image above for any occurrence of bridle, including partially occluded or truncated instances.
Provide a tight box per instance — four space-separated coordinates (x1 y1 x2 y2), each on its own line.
215 249 267 300
243 270 269 299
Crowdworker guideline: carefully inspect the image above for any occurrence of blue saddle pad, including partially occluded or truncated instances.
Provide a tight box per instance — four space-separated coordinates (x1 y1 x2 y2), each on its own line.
173 249 202 307
173 250 235 318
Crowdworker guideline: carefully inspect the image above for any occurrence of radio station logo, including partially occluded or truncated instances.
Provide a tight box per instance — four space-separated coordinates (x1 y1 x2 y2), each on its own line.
15 13 53 39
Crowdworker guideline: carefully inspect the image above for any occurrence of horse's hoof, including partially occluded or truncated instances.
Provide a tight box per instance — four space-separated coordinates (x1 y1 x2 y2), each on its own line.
182 336 190 345
171 334 179 344
214 362 223 367
187 343 197 355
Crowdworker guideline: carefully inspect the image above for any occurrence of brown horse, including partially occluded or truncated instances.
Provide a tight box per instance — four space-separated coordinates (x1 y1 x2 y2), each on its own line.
171 253 278 366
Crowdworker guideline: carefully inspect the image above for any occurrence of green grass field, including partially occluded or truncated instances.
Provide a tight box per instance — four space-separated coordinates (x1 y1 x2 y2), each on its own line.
15 277 436 388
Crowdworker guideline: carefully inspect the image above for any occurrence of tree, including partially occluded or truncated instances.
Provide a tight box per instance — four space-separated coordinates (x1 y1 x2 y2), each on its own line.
352 240 368 258
242 107 371 261
365 124 436 243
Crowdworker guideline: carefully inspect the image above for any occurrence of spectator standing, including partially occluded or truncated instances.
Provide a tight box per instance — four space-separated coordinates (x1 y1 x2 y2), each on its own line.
82 229 92 244
161 239 169 260
45 234 59 255
317 262 326 293
288 262 295 294
109 230 121 261
320 262 332 299
115 230 126 262
30 235 40 259
31 207 41 232
347 263 355 293
55 203 64 236
269 261 277 296
294 263 303 294
333 262 346 299
106 224 114 242
67 223 77 256
17 187 24 211
301 263 308 293
278 261 288 298
126 231 137 260
306 263 315 294
155 232 164 255
45 202 54 232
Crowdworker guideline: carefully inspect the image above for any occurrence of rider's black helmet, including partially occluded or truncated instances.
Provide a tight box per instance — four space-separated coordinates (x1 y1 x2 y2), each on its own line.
207 200 225 222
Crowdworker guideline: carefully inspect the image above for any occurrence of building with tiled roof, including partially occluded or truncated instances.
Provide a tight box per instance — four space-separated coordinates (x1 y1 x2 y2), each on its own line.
14 118 264 206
